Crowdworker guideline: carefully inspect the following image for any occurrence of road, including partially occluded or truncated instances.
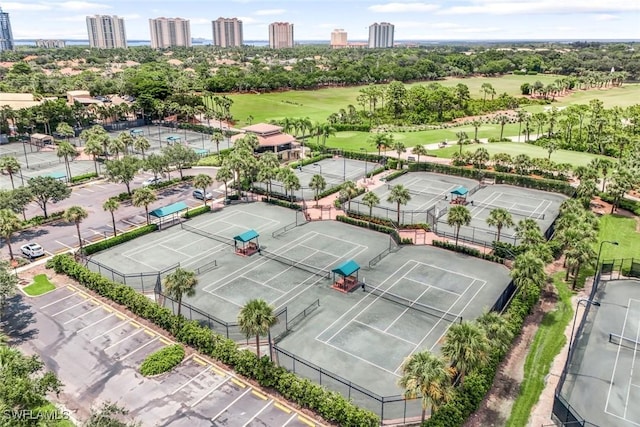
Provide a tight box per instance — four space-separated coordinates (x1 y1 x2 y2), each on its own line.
1 167 223 260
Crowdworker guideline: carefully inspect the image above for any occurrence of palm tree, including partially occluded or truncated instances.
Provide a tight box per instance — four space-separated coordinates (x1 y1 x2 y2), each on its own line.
132 136 151 159
470 120 482 142
387 184 411 225
132 187 157 225
193 174 213 206
0 156 21 190
56 122 75 142
496 114 509 140
447 205 471 246
565 240 597 289
391 141 406 168
456 131 468 155
84 136 105 175
362 191 380 217
56 140 78 181
411 145 428 163
370 133 390 156
441 322 489 384
256 152 279 201
102 198 120 237
0 209 21 260
486 208 514 243
107 136 126 159
340 180 358 212
216 163 233 201
511 251 546 295
398 351 453 423
309 174 327 207
64 206 88 252
163 268 198 317
211 130 224 156
475 311 514 355
278 168 301 201
237 298 278 358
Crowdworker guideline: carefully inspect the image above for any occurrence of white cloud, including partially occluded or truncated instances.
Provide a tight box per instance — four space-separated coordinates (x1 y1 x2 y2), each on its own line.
237 16 262 25
439 0 639 15
2 2 51 11
187 18 212 25
369 2 440 13
58 15 88 22
393 21 430 29
254 9 285 16
57 1 112 11
594 14 618 21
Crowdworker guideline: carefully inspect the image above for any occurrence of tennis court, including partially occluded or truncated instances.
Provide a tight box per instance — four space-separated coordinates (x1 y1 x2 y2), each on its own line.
436 184 567 246
559 279 640 427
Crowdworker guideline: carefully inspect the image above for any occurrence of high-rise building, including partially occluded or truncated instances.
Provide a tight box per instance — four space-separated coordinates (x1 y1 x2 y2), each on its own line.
0 7 14 52
149 17 191 49
212 18 243 47
269 22 294 49
86 15 127 49
330 29 347 49
368 22 394 48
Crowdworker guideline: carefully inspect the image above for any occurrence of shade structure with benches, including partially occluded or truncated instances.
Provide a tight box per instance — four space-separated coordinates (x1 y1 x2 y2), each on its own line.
166 135 182 145
331 260 361 293
234 229 260 256
149 201 188 229
450 186 469 205
130 129 144 137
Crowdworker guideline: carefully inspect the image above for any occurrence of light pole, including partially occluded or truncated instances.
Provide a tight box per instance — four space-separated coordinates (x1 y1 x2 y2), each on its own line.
360 147 368 180
313 163 322 176
596 240 618 279
567 298 601 363
341 150 346 182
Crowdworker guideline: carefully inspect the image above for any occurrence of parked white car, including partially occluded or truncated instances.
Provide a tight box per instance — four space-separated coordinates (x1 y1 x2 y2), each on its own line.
142 177 164 187
21 243 45 258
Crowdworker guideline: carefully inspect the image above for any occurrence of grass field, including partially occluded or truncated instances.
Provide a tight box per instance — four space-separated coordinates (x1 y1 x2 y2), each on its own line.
596 214 640 261
23 274 55 296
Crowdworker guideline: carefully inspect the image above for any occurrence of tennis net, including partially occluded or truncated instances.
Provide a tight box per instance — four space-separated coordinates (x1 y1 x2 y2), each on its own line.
609 333 640 350
181 223 234 246
367 287 462 324
261 250 331 279
299 167 344 182
387 184 447 200
472 201 545 220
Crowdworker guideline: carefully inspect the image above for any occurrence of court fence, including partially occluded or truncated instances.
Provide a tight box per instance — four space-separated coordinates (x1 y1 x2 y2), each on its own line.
347 200 439 228
552 258 640 426
83 257 178 295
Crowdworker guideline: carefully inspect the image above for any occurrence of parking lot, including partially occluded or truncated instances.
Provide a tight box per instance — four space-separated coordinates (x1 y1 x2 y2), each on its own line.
15 285 316 426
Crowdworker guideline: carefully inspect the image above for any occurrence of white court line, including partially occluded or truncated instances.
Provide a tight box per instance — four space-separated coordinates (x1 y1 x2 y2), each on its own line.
117 336 161 361
210 388 252 420
171 366 211 395
298 243 338 257
240 275 286 294
353 320 418 346
420 260 495 282
51 300 91 317
605 298 634 414
384 285 433 332
104 328 144 351
63 306 102 324
259 246 338 286
623 302 640 419
403 276 461 296
242 401 273 427
321 339 400 377
191 377 231 408
89 320 129 342
77 313 115 333
40 292 78 309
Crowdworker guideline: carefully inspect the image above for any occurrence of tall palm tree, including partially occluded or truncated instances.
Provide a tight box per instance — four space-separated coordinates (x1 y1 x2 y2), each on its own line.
0 156 21 190
398 351 453 423
64 206 88 252
362 191 380 217
56 122 75 142
340 180 358 212
278 168 301 200
256 152 279 201
102 198 120 237
132 136 151 160
456 131 468 155
411 145 428 164
447 205 471 246
511 251 546 295
132 187 157 225
84 135 106 175
565 240 597 289
486 208 514 243
216 163 233 201
475 311 514 355
193 174 214 206
470 120 482 142
387 184 411 225
309 174 327 207
107 136 126 159
237 298 278 358
211 130 224 156
391 141 406 168
163 268 198 317
496 114 509 140
0 209 21 260
116 132 135 156
56 140 78 181
370 133 390 156
441 322 490 384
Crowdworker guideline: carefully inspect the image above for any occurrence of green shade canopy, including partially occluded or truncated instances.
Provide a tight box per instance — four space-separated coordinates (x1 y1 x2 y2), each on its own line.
451 187 468 196
149 201 188 218
130 129 143 136
332 260 360 277
234 229 259 243
194 149 208 155
45 172 66 180
166 135 181 143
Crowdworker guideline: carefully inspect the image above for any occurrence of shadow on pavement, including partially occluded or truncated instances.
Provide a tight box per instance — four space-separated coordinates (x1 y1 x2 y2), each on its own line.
1 294 38 345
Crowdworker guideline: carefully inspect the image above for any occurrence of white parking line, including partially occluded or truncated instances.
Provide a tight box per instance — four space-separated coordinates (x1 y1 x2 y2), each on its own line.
104 328 144 351
190 377 230 408
55 240 74 249
89 320 129 342
210 388 252 421
51 300 91 317
40 293 78 309
170 366 212 395
242 400 273 427
77 313 115 333
117 336 161 362
283 413 299 426
63 306 102 324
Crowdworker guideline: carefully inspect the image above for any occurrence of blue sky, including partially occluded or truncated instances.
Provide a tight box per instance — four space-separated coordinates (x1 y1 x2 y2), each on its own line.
3 0 640 41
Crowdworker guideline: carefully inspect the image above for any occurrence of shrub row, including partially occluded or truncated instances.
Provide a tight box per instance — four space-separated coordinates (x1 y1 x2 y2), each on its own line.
183 205 211 219
408 162 575 196
70 172 98 184
289 154 332 169
346 212 395 228
339 150 384 164
336 215 402 244
492 241 524 260
263 197 302 211
432 240 505 264
45 255 378 427
83 224 157 255
366 166 386 178
599 192 640 216
384 169 409 182
21 210 65 228
140 344 185 377
331 123 371 132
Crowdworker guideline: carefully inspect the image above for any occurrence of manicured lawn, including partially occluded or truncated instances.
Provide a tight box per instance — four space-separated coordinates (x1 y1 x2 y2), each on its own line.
506 272 573 427
434 142 610 167
596 214 640 261
23 274 56 296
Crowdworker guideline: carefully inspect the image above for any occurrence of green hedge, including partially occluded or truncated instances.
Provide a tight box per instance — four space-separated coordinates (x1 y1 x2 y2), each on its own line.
384 169 409 182
599 192 640 215
289 154 332 169
408 162 575 196
336 215 402 244
70 172 98 184
366 166 386 178
45 255 378 427
21 210 65 228
432 240 505 264
183 205 211 219
83 224 158 255
140 344 185 376
263 198 302 211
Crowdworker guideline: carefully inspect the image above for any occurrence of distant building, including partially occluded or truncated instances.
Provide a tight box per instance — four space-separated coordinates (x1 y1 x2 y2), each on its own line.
86 15 127 49
149 17 191 49
368 22 394 48
330 29 347 49
269 22 294 49
232 123 299 160
212 18 243 47
0 7 14 51
36 39 66 49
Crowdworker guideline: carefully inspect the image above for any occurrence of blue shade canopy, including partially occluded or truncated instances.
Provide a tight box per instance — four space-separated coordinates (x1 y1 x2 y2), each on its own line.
451 187 468 196
331 260 360 277
45 172 66 180
234 229 259 243
130 129 143 136
149 201 188 218
166 135 181 143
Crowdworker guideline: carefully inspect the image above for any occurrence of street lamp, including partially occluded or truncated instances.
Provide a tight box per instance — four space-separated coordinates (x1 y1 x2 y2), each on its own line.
596 240 618 277
313 163 322 176
360 148 368 179
567 298 601 363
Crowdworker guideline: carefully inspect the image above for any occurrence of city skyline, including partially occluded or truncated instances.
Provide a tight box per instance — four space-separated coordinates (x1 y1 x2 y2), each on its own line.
2 1 639 42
